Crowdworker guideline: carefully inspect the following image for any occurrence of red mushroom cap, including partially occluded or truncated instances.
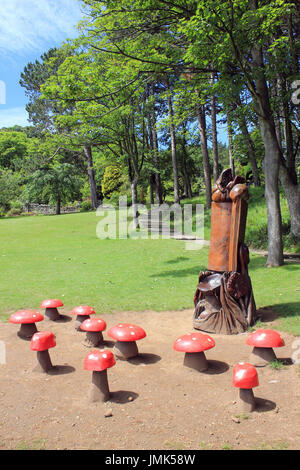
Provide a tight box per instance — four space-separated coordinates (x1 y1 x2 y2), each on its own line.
9 310 44 324
246 329 284 348
71 305 96 316
107 323 146 342
30 331 56 351
233 362 259 389
83 349 116 371
80 317 107 332
173 332 215 353
40 299 63 308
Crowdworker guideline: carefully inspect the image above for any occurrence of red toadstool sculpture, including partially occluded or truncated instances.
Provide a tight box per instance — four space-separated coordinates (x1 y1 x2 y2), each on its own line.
84 349 116 402
40 299 64 321
107 323 146 359
80 317 107 348
9 310 44 339
173 332 215 372
71 305 96 330
30 331 56 373
246 329 285 366
233 362 259 412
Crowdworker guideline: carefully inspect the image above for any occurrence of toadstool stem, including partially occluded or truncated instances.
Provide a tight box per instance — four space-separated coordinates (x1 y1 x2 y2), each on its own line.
249 346 277 367
183 351 208 372
75 315 90 331
35 350 53 373
239 388 256 413
18 323 38 339
90 370 110 402
113 341 138 360
83 331 104 348
45 307 60 321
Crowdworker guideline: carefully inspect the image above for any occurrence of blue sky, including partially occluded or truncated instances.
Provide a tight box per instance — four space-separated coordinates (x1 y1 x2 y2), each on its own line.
0 0 83 128
0 0 228 145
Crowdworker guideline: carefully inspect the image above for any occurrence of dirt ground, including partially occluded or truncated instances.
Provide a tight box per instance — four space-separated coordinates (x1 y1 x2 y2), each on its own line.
0 307 299 451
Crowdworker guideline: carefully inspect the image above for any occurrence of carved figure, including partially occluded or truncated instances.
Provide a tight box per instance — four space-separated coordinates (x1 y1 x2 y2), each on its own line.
193 169 257 335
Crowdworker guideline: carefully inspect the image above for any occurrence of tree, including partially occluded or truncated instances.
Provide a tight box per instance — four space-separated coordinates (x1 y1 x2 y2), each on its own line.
25 163 81 215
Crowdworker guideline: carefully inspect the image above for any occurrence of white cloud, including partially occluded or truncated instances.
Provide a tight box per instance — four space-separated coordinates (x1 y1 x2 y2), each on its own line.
0 0 84 56
0 107 29 128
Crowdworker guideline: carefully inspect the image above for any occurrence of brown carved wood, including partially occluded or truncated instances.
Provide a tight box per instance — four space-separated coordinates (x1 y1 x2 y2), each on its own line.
193 168 257 335
228 198 248 272
207 202 232 272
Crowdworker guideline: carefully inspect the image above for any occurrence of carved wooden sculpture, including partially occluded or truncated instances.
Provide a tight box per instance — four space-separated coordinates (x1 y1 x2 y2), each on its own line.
193 169 257 335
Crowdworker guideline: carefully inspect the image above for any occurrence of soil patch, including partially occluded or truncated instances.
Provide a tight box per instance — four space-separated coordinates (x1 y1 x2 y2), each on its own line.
0 309 299 450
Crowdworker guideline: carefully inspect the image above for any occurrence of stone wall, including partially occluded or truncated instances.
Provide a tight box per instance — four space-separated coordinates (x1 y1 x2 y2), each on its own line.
23 203 80 215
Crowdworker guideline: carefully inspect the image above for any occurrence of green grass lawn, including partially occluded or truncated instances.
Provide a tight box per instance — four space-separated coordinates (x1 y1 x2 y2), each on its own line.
180 186 299 253
1 209 300 334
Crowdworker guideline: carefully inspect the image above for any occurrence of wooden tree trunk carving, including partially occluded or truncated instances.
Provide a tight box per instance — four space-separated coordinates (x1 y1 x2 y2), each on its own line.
193 168 257 335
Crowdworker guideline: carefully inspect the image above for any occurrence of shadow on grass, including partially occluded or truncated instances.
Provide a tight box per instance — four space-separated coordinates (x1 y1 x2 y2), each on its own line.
164 256 190 264
150 266 204 278
249 256 300 271
261 302 300 319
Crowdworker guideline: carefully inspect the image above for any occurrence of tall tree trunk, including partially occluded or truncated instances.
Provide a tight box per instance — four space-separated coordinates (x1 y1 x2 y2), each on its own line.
271 79 283 151
281 78 297 184
150 83 163 205
56 195 61 215
196 103 211 209
83 144 98 209
210 72 219 182
149 174 155 204
181 127 192 198
238 115 261 186
249 0 284 266
130 177 140 230
227 113 235 177
279 166 300 239
127 157 140 230
165 77 180 204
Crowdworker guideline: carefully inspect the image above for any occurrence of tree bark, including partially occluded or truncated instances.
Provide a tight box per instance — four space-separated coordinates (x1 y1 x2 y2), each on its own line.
248 10 284 266
196 103 211 209
279 165 300 238
238 115 261 186
56 195 61 215
150 83 163 205
181 130 192 198
165 77 180 204
211 72 219 182
83 144 98 209
227 113 235 177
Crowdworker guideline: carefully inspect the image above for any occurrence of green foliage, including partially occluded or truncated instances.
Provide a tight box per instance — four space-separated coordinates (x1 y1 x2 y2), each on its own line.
6 208 22 217
25 163 82 210
0 169 22 211
101 165 124 198
80 199 93 212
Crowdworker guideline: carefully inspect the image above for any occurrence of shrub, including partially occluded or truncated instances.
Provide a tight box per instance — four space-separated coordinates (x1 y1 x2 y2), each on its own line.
80 199 92 212
10 201 23 211
21 211 36 217
101 165 123 198
7 208 22 217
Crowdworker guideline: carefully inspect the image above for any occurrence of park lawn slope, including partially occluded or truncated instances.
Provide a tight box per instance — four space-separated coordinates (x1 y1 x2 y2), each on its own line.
0 211 299 334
